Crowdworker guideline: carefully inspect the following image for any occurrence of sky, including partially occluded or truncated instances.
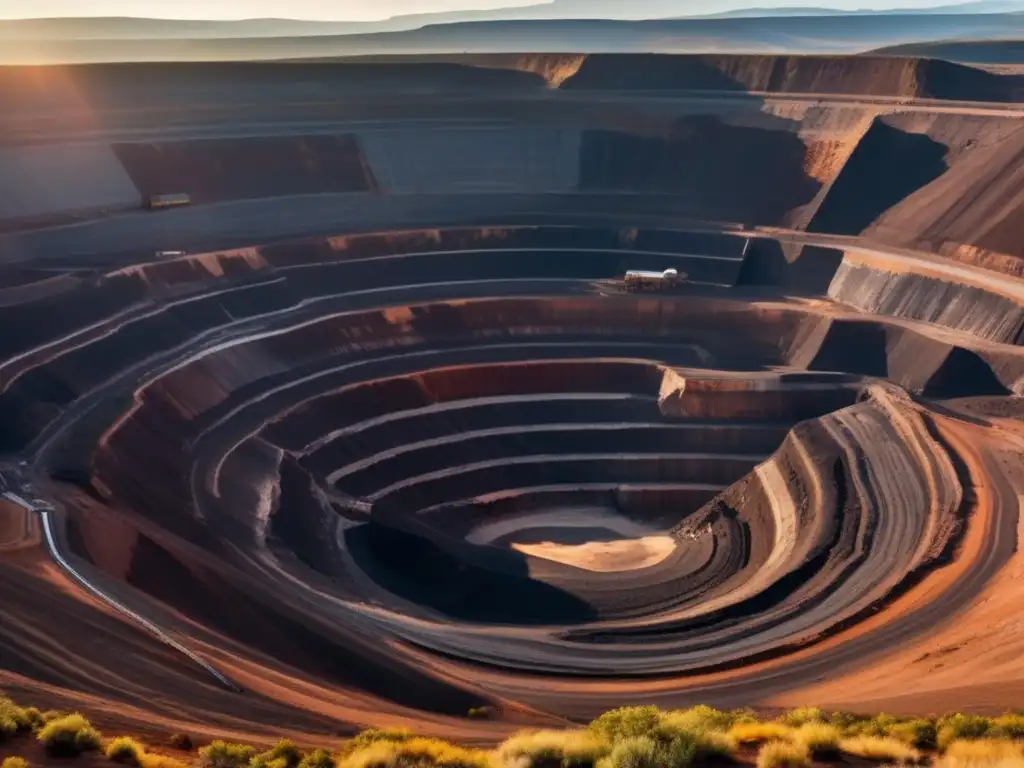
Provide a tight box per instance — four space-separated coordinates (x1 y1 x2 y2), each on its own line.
0 0 539 20
0 0 992 19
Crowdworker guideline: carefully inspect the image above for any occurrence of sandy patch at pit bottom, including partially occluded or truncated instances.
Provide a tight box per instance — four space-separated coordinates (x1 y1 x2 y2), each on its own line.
513 536 677 572
468 507 678 572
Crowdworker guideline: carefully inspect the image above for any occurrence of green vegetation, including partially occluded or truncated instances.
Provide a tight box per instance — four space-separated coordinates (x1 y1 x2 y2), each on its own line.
4 692 1024 768
251 740 303 768
755 741 809 768
728 723 792 746
0 698 43 740
840 735 924 764
36 713 102 756
348 728 413 749
107 736 147 765
338 737 490 768
790 723 840 759
498 729 610 768
298 749 336 768
198 741 258 768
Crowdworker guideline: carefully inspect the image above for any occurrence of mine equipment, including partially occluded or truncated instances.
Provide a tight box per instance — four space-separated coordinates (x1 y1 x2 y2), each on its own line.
155 250 187 259
146 193 191 210
623 268 688 291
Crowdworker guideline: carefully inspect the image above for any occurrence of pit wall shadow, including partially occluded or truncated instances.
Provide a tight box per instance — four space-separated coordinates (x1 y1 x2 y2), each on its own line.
808 118 949 235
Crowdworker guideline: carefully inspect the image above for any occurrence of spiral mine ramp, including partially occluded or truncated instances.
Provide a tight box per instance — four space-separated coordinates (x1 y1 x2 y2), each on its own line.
1 55 1024 739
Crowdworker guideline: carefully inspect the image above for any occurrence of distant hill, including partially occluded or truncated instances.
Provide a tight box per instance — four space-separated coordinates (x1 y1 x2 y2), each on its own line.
3 7 1024 64
871 38 1024 62
694 0 1024 17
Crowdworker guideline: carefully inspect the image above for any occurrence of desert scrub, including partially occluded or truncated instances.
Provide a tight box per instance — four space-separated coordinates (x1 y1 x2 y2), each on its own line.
141 755 190 768
37 713 102 756
499 729 610 768
107 736 147 765
888 720 937 750
340 737 491 768
350 729 413 749
299 749 336 768
2 758 27 768
651 721 735 763
839 735 922 764
590 708 663 742
661 706 736 733
0 699 44 739
938 715 994 750
595 736 697 768
199 740 258 768
756 742 809 768
942 739 1024 764
791 724 840 759
251 739 303 768
990 715 1024 740
779 709 826 729
728 723 792 747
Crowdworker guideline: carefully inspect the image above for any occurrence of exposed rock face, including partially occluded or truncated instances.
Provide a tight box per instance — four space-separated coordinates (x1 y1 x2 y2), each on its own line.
1 55 1024 734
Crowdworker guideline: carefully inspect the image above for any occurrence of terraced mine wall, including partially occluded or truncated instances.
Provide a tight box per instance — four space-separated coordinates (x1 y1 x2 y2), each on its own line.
3 56 1024 732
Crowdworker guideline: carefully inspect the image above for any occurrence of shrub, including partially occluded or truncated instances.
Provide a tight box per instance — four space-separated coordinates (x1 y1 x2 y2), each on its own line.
107 736 147 765
251 740 303 768
0 699 44 738
499 729 610 768
596 736 681 768
991 715 1024 740
662 707 735 733
199 740 258 768
141 755 190 768
938 715 994 750
839 736 923 764
299 749 336 768
728 723 792 746
340 737 490 768
791 724 840 759
889 720 937 750
756 742 809 768
2 758 28 768
651 721 735 762
350 729 413 749
779 709 826 729
37 713 102 756
168 733 194 751
943 739 1024 763
590 708 663 742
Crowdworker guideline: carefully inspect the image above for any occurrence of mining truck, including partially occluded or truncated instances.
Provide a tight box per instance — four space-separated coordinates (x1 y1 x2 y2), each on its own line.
623 268 688 291
146 193 191 210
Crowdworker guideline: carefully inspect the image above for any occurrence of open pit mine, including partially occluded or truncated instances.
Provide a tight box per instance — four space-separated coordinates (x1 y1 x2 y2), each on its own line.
2 54 1024 742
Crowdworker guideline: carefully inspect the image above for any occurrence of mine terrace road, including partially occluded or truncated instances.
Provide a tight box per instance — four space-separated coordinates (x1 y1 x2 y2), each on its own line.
3 90 1024 146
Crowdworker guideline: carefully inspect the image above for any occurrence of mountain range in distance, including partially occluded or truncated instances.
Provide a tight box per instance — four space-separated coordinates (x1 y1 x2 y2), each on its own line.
2 0 1024 65
4 0 1024 40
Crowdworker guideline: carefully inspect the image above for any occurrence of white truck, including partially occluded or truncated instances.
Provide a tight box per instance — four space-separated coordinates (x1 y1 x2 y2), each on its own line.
623 268 687 292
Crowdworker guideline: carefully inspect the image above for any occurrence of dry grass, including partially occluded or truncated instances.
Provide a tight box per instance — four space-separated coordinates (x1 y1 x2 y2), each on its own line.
791 724 840 758
840 735 923 764
340 737 491 768
2 758 28 768
499 729 609 768
729 723 793 746
140 755 189 768
940 739 1024 766
36 713 102 756
300 749 337 768
756 741 809 768
106 736 147 765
